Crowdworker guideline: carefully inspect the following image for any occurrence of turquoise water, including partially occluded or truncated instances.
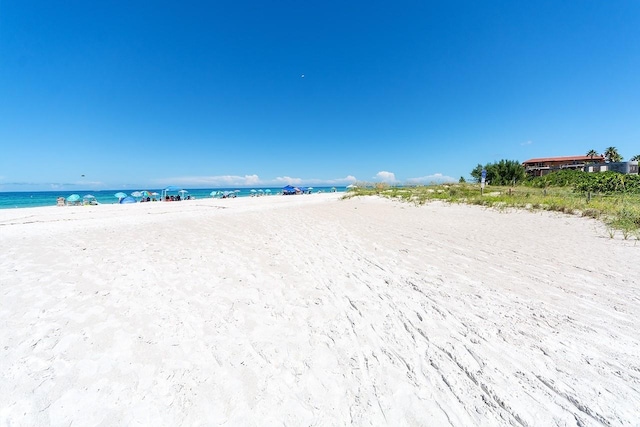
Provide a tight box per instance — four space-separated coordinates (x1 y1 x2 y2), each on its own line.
0 187 345 210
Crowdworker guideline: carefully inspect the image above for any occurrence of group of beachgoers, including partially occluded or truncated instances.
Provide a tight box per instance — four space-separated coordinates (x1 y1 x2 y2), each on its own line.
57 195 99 206
163 195 193 201
56 186 336 206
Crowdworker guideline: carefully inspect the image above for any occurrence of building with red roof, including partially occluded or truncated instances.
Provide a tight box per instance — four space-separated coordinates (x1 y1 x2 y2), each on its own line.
522 155 605 177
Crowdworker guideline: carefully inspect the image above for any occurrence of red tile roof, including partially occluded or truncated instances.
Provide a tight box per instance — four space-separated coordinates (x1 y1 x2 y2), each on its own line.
523 155 605 164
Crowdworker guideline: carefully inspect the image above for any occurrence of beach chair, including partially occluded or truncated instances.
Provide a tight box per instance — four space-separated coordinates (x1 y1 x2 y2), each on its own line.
56 197 65 207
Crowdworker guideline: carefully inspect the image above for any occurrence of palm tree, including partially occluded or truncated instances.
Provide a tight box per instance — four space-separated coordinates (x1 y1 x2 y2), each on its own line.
586 149 598 163
631 154 640 161
604 146 623 163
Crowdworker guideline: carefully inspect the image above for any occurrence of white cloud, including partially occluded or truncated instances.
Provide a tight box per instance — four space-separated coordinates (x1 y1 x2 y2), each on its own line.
74 180 106 187
274 175 359 185
274 176 303 185
406 173 456 184
243 174 261 185
156 175 263 187
520 140 533 146
154 174 358 187
305 175 357 185
375 171 397 183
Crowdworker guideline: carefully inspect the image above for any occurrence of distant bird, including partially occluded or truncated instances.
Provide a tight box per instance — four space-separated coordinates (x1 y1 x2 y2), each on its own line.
81 174 85 177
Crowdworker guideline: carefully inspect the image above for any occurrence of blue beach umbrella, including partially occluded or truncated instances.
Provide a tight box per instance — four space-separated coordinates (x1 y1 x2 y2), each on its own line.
114 192 127 199
119 196 137 204
66 194 80 202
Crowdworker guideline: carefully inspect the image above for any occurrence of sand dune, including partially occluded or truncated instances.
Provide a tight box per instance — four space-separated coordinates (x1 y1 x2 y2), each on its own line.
1 194 638 426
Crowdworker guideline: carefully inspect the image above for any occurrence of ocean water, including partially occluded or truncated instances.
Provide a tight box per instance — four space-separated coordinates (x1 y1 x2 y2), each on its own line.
0 187 345 210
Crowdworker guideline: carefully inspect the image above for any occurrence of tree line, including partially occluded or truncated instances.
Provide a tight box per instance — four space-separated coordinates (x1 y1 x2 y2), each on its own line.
468 147 639 186
469 160 526 185
586 146 640 163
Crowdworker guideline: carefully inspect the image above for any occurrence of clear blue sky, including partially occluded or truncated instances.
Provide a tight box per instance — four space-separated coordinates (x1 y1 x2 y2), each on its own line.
1 1 639 191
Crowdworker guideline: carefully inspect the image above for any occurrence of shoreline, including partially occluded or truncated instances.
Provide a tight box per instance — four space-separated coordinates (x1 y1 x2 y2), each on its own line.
0 192 344 231
0 187 346 210
1 194 638 425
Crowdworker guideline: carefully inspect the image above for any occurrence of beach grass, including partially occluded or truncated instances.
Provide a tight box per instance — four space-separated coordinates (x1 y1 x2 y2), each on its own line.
345 183 640 239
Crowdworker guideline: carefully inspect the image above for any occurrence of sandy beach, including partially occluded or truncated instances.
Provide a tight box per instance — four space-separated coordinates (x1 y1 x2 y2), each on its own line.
1 193 639 426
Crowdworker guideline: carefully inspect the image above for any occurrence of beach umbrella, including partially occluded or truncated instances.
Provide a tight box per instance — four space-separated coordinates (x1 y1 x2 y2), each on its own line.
119 196 137 204
66 194 80 202
234 190 240 193
265 189 271 193
179 189 188 195
151 192 159 196
210 191 218 196
83 194 95 199
161 186 181 200
114 192 127 199
250 189 257 193
258 189 264 193
131 191 143 198
141 190 151 197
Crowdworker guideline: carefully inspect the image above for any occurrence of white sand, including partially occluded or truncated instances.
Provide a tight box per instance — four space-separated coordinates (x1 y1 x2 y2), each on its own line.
1 194 639 426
